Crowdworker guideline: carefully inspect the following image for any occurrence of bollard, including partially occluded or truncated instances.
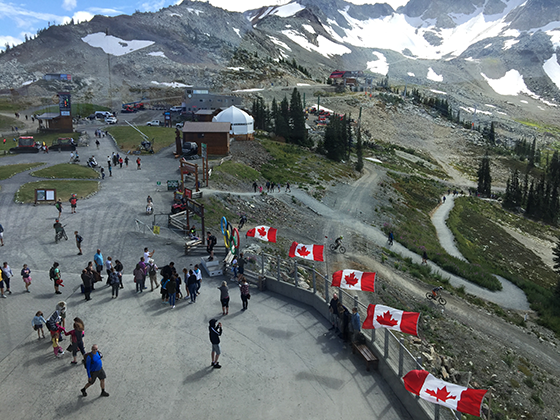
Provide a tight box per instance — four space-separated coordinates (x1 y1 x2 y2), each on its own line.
277 255 280 282
434 405 440 420
398 338 404 377
325 278 329 302
261 253 264 277
294 261 298 287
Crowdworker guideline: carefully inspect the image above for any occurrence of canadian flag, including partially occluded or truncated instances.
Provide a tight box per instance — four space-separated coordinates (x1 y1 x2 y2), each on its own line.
331 270 375 292
288 241 324 261
362 304 419 336
246 226 277 243
404 370 487 417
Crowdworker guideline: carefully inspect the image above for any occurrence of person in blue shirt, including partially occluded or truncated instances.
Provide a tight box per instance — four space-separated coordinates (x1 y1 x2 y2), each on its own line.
93 249 103 275
81 344 109 397
32 311 46 339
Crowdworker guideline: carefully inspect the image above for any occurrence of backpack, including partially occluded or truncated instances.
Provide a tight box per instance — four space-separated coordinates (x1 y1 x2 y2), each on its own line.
76 235 83 243
0 224 3 233
210 235 217 246
70 198 77 205
148 264 156 276
49 267 56 280
46 312 59 331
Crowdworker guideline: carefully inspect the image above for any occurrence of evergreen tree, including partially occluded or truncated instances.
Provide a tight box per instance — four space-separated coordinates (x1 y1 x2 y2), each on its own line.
324 116 345 161
489 121 495 144
552 237 560 301
503 169 522 210
528 138 537 170
289 88 309 147
477 153 492 196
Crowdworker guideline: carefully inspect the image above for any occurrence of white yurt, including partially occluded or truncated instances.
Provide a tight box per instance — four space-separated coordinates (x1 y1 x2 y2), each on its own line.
212 105 254 140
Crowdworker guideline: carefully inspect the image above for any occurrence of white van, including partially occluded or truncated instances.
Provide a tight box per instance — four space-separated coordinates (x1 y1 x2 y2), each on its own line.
95 111 112 119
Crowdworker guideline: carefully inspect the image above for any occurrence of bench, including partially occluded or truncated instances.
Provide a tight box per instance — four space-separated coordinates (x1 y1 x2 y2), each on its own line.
352 342 378 371
184 239 202 254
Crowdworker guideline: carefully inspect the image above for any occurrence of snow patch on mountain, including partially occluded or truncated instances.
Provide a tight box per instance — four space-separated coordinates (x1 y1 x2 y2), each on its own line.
186 8 203 16
82 33 154 56
269 36 291 51
281 30 351 57
258 3 304 19
151 81 189 88
503 39 519 50
546 29 560 49
148 51 166 58
367 51 388 75
543 54 560 91
233 28 241 38
427 68 443 82
481 70 532 96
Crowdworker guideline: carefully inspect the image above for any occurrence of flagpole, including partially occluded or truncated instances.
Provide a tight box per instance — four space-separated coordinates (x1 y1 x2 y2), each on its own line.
324 235 330 301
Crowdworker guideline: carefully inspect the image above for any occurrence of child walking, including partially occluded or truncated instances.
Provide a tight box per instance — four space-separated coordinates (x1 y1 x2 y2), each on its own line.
51 330 65 357
21 264 32 292
32 311 46 339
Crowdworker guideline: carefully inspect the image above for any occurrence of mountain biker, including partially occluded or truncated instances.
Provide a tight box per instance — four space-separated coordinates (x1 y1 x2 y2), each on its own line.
334 236 343 249
432 286 443 297
238 215 247 229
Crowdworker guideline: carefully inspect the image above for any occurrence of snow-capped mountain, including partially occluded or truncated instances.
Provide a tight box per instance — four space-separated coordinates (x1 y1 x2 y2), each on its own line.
1 0 560 108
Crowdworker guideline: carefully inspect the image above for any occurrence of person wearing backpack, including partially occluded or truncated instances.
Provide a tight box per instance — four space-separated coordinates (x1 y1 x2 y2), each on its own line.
50 262 62 294
69 194 77 214
0 222 4 246
147 259 159 291
74 231 83 255
81 344 109 397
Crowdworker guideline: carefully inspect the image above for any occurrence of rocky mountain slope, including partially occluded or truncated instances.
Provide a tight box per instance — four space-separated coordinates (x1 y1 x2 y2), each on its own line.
1 0 560 118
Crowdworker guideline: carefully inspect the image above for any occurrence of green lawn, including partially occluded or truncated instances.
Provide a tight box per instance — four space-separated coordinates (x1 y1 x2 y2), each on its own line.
213 161 261 182
0 115 20 133
0 98 32 112
15 180 99 203
31 163 99 179
0 163 45 180
260 139 354 185
107 126 177 153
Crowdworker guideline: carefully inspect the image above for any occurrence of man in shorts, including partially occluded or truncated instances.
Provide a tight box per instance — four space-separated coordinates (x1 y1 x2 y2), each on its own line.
209 319 223 369
206 231 217 261
81 344 109 397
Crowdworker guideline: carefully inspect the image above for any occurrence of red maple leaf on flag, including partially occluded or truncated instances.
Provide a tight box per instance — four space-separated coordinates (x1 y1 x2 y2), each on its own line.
376 311 399 327
257 227 267 237
425 387 457 402
344 272 359 287
297 246 310 257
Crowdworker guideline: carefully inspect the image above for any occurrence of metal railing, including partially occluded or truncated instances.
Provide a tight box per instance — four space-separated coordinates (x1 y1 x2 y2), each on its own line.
240 251 459 420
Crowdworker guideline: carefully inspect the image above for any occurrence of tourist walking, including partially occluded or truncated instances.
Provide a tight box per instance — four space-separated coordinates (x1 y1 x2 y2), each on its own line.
218 281 229 315
32 311 46 339
0 222 4 246
94 249 104 276
136 157 141 169
328 293 339 332
81 344 109 397
65 318 86 364
147 259 159 291
55 199 63 218
209 319 223 368
187 269 197 303
21 264 31 292
167 274 177 308
2 262 13 294
109 268 120 298
114 259 124 289
75 231 83 255
124 156 129 167
81 268 93 301
49 262 63 294
133 263 145 293
69 194 77 213
239 276 250 311
194 264 202 295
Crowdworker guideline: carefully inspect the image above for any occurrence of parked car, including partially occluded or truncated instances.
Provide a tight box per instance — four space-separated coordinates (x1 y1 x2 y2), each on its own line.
175 122 184 129
95 111 112 119
146 120 162 126
50 137 76 151
170 106 183 112
105 116 117 124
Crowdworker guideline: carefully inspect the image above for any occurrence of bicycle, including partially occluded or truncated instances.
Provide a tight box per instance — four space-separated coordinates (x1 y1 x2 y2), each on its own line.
55 227 68 243
426 291 446 306
329 242 346 254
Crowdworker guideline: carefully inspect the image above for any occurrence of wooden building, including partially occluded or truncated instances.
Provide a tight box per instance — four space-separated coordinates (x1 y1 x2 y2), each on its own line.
36 113 73 132
182 122 231 156
195 109 219 122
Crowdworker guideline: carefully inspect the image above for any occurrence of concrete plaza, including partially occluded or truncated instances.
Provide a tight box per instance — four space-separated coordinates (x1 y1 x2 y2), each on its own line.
0 124 412 419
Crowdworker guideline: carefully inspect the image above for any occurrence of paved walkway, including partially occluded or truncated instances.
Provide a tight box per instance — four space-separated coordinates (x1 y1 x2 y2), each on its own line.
0 124 411 419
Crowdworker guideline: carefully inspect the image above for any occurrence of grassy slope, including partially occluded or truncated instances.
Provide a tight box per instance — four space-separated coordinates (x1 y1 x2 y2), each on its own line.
107 126 177 153
31 163 99 179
